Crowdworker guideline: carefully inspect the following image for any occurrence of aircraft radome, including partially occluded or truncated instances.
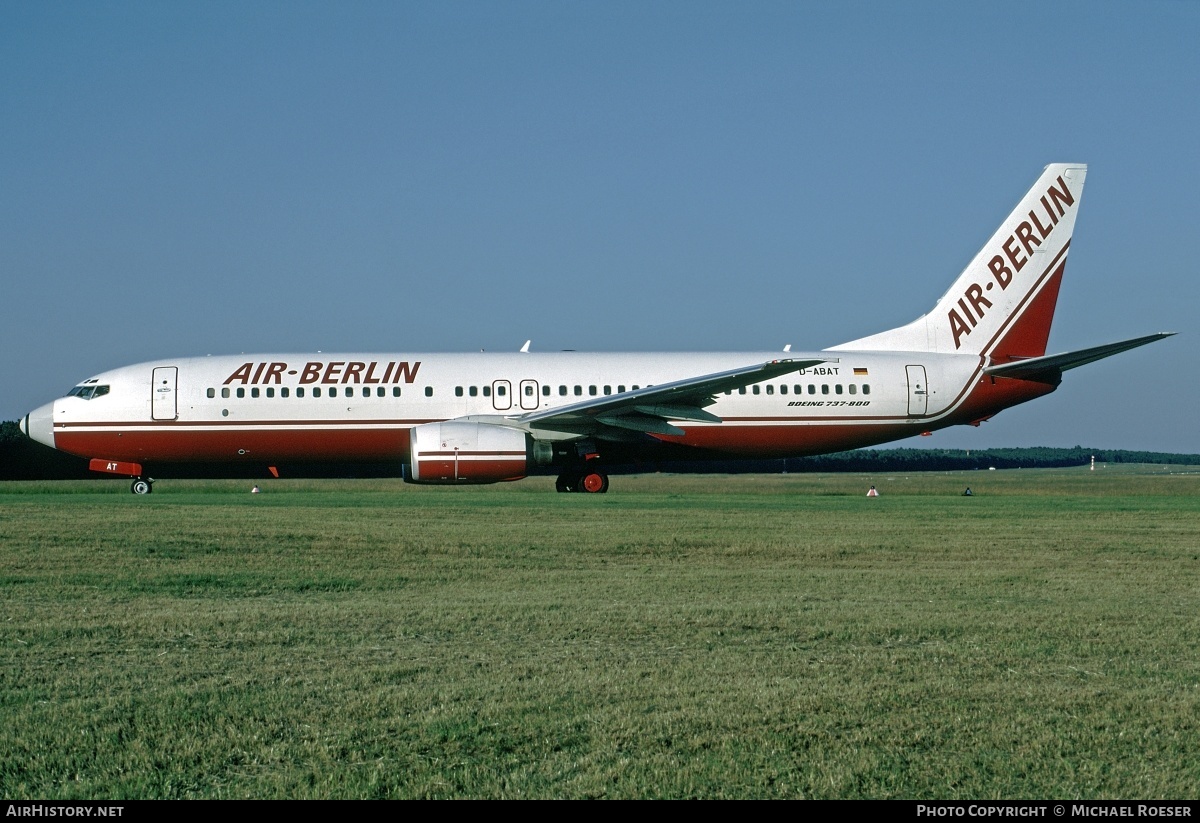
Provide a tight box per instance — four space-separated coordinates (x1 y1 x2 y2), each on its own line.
20 164 1173 494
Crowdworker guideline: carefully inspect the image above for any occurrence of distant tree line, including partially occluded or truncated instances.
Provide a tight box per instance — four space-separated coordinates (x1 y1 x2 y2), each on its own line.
2 419 1198 481
1 420 91 479
666 446 1200 475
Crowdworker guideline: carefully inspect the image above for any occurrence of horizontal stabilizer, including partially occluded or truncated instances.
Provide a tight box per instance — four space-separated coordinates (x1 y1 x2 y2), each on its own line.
984 332 1175 381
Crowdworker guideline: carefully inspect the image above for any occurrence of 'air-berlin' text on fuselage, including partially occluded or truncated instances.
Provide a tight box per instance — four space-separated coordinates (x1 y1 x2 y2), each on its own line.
948 176 1076 350
223 361 422 385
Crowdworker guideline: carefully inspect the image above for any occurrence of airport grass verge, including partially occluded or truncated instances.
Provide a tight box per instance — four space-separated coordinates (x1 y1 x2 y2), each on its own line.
1 468 1198 798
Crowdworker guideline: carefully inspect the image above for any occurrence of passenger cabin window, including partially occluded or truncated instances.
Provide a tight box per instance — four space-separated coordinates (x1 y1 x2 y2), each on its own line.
222 388 231 398
207 388 215 399
425 387 434 397
455 386 464 397
251 388 260 398
393 387 402 397
297 387 305 398
313 387 322 397
236 388 245 398
282 387 291 398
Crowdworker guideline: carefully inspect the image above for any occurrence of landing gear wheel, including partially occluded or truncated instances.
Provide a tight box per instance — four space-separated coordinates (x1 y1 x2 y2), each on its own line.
579 470 609 494
131 479 153 495
556 474 578 493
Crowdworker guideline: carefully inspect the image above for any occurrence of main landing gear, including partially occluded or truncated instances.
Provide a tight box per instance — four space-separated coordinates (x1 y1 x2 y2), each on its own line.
130 478 154 495
555 467 609 494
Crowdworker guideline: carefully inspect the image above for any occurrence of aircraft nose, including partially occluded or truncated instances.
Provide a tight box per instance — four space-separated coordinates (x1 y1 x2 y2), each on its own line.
22 402 56 449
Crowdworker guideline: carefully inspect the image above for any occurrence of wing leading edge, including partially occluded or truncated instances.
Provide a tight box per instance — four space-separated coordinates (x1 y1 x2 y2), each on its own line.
515 357 834 438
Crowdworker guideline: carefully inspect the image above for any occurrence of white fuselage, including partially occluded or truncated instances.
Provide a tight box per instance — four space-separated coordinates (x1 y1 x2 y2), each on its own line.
23 348 1046 472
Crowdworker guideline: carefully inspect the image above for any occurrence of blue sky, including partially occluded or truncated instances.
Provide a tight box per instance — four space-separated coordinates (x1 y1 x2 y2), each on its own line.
3 1 1197 453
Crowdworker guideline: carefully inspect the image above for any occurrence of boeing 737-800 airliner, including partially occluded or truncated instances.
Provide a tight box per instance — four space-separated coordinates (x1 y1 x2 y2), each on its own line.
20 164 1172 493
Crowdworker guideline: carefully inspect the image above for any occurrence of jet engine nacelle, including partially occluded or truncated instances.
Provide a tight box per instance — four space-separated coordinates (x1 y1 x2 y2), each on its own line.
406 421 532 485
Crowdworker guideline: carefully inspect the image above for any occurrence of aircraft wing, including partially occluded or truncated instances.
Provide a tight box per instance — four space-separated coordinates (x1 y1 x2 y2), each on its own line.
517 357 834 438
983 332 1175 382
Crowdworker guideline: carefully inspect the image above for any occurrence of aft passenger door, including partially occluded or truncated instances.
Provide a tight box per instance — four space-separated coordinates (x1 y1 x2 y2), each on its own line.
152 366 178 420
906 365 928 416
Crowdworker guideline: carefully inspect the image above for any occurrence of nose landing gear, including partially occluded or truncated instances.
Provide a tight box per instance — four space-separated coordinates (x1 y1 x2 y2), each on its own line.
130 478 154 495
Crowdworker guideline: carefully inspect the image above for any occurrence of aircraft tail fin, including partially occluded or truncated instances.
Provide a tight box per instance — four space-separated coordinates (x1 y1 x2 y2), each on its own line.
828 163 1087 362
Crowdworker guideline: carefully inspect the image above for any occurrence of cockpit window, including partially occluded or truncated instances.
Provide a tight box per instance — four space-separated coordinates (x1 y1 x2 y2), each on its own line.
67 385 110 400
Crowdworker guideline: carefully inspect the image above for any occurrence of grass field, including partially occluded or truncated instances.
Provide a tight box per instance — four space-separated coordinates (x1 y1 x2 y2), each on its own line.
2 467 1198 799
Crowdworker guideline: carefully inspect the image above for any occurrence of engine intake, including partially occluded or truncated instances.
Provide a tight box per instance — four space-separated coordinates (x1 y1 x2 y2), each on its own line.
406 421 532 484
